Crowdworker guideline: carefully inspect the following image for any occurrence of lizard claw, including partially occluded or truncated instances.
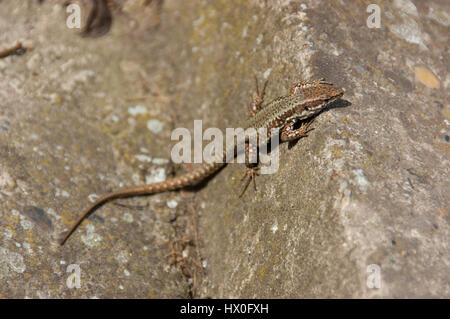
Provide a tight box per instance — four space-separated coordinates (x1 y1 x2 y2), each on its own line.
250 76 269 117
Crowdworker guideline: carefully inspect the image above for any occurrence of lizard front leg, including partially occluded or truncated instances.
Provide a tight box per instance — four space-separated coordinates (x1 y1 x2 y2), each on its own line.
280 118 315 142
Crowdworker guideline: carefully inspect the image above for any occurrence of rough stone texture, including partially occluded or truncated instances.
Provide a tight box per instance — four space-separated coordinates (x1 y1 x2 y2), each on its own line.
0 0 449 298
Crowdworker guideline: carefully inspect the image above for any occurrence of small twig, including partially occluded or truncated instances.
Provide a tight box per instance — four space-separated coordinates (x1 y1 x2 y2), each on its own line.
112 201 149 210
0 42 25 59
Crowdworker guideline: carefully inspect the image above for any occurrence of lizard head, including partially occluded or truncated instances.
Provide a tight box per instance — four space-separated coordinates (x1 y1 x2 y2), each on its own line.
304 81 344 108
291 80 344 120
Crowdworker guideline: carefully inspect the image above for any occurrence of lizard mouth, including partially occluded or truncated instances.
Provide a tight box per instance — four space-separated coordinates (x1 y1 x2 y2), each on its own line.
324 90 344 105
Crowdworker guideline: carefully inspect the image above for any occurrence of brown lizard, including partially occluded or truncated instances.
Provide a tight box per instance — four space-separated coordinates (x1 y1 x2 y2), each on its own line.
60 78 344 245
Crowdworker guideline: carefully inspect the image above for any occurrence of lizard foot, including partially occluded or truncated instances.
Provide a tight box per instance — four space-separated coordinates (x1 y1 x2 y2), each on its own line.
239 166 260 197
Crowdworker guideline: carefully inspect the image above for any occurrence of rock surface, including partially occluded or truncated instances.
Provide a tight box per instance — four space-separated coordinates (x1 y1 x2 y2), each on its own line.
0 0 448 298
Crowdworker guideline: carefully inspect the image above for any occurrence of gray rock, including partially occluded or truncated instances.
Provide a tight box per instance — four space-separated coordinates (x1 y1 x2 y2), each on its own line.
0 0 448 298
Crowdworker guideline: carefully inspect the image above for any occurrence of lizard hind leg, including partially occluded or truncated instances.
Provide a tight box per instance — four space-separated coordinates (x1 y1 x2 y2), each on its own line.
238 75 268 196
239 165 260 197
238 142 260 197
239 76 268 196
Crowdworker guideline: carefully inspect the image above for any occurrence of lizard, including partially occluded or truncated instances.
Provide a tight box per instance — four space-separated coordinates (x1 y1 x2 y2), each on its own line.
59 78 344 245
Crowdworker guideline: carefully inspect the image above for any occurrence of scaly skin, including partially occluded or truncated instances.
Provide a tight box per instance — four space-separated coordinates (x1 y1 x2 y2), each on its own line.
60 79 344 245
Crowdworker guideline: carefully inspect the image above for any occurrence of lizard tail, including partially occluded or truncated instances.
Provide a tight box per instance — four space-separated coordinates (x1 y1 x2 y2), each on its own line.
59 186 153 246
59 162 224 245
